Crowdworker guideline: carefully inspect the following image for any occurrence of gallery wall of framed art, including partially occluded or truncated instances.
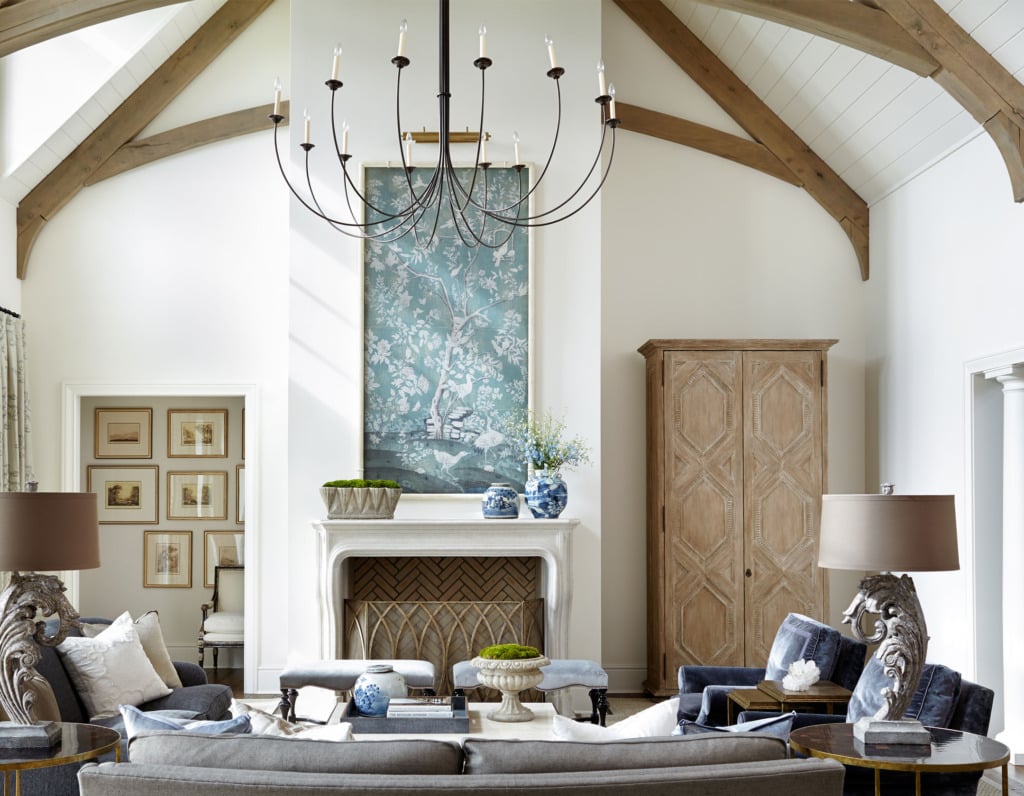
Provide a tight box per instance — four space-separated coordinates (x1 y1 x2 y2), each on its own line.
79 395 246 665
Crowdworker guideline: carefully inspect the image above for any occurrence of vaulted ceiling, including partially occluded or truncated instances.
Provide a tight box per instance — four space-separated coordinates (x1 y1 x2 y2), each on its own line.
3 0 1024 281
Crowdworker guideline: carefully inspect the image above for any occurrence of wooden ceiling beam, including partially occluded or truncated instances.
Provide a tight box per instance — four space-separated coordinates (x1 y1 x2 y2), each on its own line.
872 0 1024 202
613 0 870 279
0 0 180 57
689 0 938 76
617 102 801 187
86 102 287 185
15 0 273 279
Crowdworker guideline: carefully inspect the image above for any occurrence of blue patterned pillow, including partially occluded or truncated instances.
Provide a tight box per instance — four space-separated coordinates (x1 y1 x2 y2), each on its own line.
764 613 842 681
674 711 796 740
120 704 251 740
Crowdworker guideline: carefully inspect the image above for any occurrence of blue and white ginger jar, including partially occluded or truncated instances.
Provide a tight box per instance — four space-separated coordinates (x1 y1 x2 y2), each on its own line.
482 483 520 519
353 664 407 716
524 471 568 518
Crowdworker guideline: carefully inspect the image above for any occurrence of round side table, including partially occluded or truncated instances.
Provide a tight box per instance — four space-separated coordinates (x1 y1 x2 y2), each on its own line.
789 722 1010 796
0 723 120 796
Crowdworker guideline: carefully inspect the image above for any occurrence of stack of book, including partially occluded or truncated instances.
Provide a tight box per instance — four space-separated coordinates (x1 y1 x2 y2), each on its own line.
386 698 455 719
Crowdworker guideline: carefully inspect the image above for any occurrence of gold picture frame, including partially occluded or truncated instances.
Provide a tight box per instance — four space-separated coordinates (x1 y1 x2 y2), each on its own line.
87 465 159 524
204 530 244 588
95 408 153 458
167 409 228 458
167 471 228 520
236 464 245 525
144 530 192 588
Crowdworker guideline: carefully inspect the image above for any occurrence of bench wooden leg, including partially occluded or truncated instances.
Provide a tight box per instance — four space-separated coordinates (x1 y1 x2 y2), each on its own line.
278 688 298 722
589 688 610 726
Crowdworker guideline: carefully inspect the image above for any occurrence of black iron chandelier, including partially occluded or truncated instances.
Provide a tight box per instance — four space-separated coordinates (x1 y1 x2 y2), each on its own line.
269 0 619 249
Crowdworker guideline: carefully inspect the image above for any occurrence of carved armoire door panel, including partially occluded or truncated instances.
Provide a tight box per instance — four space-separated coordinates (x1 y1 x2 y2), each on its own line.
743 351 825 665
663 351 744 668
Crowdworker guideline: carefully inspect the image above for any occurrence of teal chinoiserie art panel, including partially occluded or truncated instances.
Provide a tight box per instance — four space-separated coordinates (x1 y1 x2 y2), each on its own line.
362 166 530 494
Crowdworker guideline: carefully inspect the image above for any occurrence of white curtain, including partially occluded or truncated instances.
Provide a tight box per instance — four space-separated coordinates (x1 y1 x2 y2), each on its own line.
0 313 34 492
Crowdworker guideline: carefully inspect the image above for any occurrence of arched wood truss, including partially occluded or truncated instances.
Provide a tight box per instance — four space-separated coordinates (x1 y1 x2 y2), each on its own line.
4 0 1024 280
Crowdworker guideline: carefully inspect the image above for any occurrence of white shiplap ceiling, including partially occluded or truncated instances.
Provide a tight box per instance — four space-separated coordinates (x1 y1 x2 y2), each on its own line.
662 0 1024 205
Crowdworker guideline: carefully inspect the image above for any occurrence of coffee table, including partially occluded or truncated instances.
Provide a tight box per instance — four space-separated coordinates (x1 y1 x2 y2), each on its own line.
789 722 1010 796
349 702 558 741
0 723 121 796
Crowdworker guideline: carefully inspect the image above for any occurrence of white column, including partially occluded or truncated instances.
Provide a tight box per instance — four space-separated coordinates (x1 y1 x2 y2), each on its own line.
986 364 1024 763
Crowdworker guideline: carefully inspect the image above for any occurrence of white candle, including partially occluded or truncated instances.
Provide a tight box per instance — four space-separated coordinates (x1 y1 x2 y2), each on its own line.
303 109 310 144
479 135 487 163
405 133 413 163
609 83 617 119
331 44 342 81
273 77 282 116
342 121 349 155
398 19 408 57
479 24 487 59
513 131 521 165
598 59 607 95
544 35 557 69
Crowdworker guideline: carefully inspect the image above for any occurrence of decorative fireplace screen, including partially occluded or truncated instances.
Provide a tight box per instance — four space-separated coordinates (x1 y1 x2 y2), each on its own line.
343 556 545 696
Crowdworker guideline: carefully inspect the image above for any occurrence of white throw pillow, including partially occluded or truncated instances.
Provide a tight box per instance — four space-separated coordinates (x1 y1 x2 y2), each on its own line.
552 697 679 741
107 611 183 689
57 621 172 719
230 700 354 741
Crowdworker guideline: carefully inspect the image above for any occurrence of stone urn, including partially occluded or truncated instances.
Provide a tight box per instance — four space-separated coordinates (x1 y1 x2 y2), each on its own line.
471 654 550 722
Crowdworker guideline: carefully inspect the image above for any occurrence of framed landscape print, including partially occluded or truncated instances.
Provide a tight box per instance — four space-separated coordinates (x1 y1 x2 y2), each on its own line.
87 465 159 524
362 165 531 495
236 464 245 525
144 530 192 588
204 530 244 588
167 471 228 520
167 409 228 457
94 408 152 458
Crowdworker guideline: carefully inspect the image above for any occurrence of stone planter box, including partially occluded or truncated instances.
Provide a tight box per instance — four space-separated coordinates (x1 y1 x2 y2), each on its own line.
320 486 402 519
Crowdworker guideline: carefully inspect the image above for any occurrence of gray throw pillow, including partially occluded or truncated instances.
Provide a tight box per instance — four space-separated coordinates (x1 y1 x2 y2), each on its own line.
674 711 796 741
847 658 961 726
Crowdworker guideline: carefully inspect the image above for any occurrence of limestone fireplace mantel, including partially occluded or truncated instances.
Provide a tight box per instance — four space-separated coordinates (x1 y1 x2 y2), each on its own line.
313 518 578 664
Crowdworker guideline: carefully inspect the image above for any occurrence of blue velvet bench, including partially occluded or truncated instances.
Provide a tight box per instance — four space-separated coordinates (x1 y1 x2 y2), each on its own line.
452 658 611 725
277 659 436 722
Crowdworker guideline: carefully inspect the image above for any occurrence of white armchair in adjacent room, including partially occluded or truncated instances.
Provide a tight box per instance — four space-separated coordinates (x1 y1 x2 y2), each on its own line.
198 565 244 669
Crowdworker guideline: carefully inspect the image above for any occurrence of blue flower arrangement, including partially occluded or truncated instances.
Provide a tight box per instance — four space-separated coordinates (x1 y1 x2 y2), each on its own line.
505 410 591 474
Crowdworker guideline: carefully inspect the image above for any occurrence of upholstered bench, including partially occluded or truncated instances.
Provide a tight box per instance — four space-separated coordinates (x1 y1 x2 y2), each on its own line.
452 658 610 725
277 659 436 721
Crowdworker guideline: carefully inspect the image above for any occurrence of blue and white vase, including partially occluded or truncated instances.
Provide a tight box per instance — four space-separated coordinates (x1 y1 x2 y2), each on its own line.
524 471 568 519
482 483 520 519
353 664 407 716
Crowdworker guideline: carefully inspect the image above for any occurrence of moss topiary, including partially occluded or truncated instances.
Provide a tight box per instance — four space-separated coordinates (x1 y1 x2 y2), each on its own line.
322 479 401 489
477 643 542 660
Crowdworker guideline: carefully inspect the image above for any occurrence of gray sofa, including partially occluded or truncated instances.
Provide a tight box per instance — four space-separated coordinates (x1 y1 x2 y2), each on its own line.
79 731 845 795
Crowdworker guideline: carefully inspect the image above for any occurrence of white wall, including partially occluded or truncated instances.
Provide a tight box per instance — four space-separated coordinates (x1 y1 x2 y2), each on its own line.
0 200 18 311
865 131 1024 734
7 0 890 700
19 1 290 693
599 0 868 691
285 0 606 678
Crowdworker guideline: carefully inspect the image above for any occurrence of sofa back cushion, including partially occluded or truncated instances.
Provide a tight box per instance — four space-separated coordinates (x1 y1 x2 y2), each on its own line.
764 613 842 681
128 733 463 775
462 734 786 775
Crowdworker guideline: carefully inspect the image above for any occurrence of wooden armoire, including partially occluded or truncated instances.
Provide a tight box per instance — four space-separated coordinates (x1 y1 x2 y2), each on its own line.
638 339 836 696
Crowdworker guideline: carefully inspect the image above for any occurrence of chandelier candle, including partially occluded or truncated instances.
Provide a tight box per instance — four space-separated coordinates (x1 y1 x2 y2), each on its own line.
331 45 342 81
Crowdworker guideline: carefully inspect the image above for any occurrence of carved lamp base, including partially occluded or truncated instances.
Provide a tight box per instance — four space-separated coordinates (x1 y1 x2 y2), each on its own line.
853 717 932 746
0 719 61 749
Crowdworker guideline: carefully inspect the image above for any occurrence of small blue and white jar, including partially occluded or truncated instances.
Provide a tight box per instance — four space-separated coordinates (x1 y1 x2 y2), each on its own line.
524 471 568 518
353 664 407 716
482 483 520 519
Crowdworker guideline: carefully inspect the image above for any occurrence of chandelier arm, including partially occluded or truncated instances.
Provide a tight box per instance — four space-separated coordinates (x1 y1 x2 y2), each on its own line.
485 124 615 228
443 65 488 214
452 165 518 250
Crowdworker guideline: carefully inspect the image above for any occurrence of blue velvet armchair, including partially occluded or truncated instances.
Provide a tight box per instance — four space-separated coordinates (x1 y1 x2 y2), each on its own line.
676 612 868 726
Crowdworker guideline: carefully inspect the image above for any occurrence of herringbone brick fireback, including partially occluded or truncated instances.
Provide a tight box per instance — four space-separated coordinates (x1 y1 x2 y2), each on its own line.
349 557 540 601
